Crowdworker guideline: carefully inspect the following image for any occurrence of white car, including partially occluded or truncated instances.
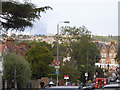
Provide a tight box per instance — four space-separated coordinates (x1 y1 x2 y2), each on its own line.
41 86 85 90
103 84 120 90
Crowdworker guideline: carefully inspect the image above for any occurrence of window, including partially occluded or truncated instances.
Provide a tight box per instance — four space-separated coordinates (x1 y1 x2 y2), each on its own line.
102 49 106 52
110 50 114 53
111 59 115 64
109 54 113 58
101 53 106 58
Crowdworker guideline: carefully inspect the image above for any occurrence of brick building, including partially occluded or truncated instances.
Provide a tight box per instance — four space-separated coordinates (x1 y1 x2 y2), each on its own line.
5 37 27 56
95 41 119 71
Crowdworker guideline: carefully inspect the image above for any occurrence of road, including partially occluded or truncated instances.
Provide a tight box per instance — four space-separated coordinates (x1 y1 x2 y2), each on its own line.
93 88 119 90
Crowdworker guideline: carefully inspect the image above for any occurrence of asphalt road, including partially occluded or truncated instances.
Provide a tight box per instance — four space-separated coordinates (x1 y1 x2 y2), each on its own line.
93 88 117 90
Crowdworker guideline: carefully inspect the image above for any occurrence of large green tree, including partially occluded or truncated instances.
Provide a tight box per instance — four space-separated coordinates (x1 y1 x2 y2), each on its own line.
60 62 80 83
71 35 100 83
1 1 52 32
60 26 100 83
3 53 31 88
25 43 54 79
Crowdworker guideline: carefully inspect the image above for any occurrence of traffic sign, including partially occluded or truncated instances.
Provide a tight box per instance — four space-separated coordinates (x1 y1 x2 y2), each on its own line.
64 75 69 79
53 60 60 66
55 71 60 74
55 66 60 69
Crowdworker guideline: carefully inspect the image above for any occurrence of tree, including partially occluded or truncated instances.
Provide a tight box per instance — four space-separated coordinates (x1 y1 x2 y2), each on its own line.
115 47 120 65
60 26 92 58
60 26 100 83
60 62 80 83
71 35 100 82
61 26 91 41
1 1 52 32
10 33 16 38
25 43 54 79
52 42 69 61
95 67 104 78
3 53 31 88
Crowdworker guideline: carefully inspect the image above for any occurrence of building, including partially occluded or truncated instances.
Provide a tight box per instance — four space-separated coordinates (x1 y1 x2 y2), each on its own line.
6 37 27 56
95 41 119 71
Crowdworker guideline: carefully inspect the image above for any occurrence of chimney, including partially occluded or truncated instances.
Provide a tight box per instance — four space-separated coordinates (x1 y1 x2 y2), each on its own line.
111 42 115 45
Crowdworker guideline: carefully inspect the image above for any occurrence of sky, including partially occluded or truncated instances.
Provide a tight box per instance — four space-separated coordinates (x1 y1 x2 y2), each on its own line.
17 0 119 36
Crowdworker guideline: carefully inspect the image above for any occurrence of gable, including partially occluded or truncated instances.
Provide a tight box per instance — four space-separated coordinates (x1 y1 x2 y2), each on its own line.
100 44 108 53
109 45 116 53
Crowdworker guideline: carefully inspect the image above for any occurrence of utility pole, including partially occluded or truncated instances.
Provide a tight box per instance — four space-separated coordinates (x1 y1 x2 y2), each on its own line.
14 65 17 88
85 50 89 85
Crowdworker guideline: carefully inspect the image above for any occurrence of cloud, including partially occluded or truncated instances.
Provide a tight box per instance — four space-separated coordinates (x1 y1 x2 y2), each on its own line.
31 0 119 3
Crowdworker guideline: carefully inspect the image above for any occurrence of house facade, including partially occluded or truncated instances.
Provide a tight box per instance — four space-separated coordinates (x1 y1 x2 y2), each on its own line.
95 41 118 71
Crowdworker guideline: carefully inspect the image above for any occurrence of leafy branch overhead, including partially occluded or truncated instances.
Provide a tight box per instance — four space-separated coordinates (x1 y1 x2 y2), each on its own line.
0 1 52 31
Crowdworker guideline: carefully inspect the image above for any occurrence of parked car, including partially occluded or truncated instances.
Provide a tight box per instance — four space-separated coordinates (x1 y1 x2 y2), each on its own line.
86 83 95 89
40 86 85 90
103 84 120 90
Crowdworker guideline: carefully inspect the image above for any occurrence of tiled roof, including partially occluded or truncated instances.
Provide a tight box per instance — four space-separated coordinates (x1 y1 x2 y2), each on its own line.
105 45 110 49
7 44 27 56
6 37 15 41
97 42 119 51
19 47 27 50
98 43 104 49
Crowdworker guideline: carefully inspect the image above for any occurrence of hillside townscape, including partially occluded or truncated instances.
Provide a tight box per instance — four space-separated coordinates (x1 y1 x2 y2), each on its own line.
0 0 119 90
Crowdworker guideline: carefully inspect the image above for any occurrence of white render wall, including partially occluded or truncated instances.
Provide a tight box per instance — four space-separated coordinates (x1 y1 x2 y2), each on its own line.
95 63 119 69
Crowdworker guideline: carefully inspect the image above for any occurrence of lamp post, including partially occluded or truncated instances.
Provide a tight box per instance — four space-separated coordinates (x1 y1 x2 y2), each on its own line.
57 21 70 61
56 21 70 86
85 50 89 85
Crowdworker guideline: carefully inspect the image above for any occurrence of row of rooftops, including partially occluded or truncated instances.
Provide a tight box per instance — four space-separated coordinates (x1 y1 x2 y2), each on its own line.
0 37 28 56
94 41 119 51
0 37 119 52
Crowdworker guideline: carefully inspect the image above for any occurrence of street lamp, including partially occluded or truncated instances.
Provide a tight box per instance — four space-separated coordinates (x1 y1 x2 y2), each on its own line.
56 21 70 86
56 21 70 61
85 50 89 85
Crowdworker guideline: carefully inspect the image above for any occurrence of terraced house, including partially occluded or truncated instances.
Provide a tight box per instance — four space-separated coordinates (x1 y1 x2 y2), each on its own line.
95 41 119 71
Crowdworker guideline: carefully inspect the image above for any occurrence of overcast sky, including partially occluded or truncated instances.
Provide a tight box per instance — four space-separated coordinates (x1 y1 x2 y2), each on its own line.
19 0 119 36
